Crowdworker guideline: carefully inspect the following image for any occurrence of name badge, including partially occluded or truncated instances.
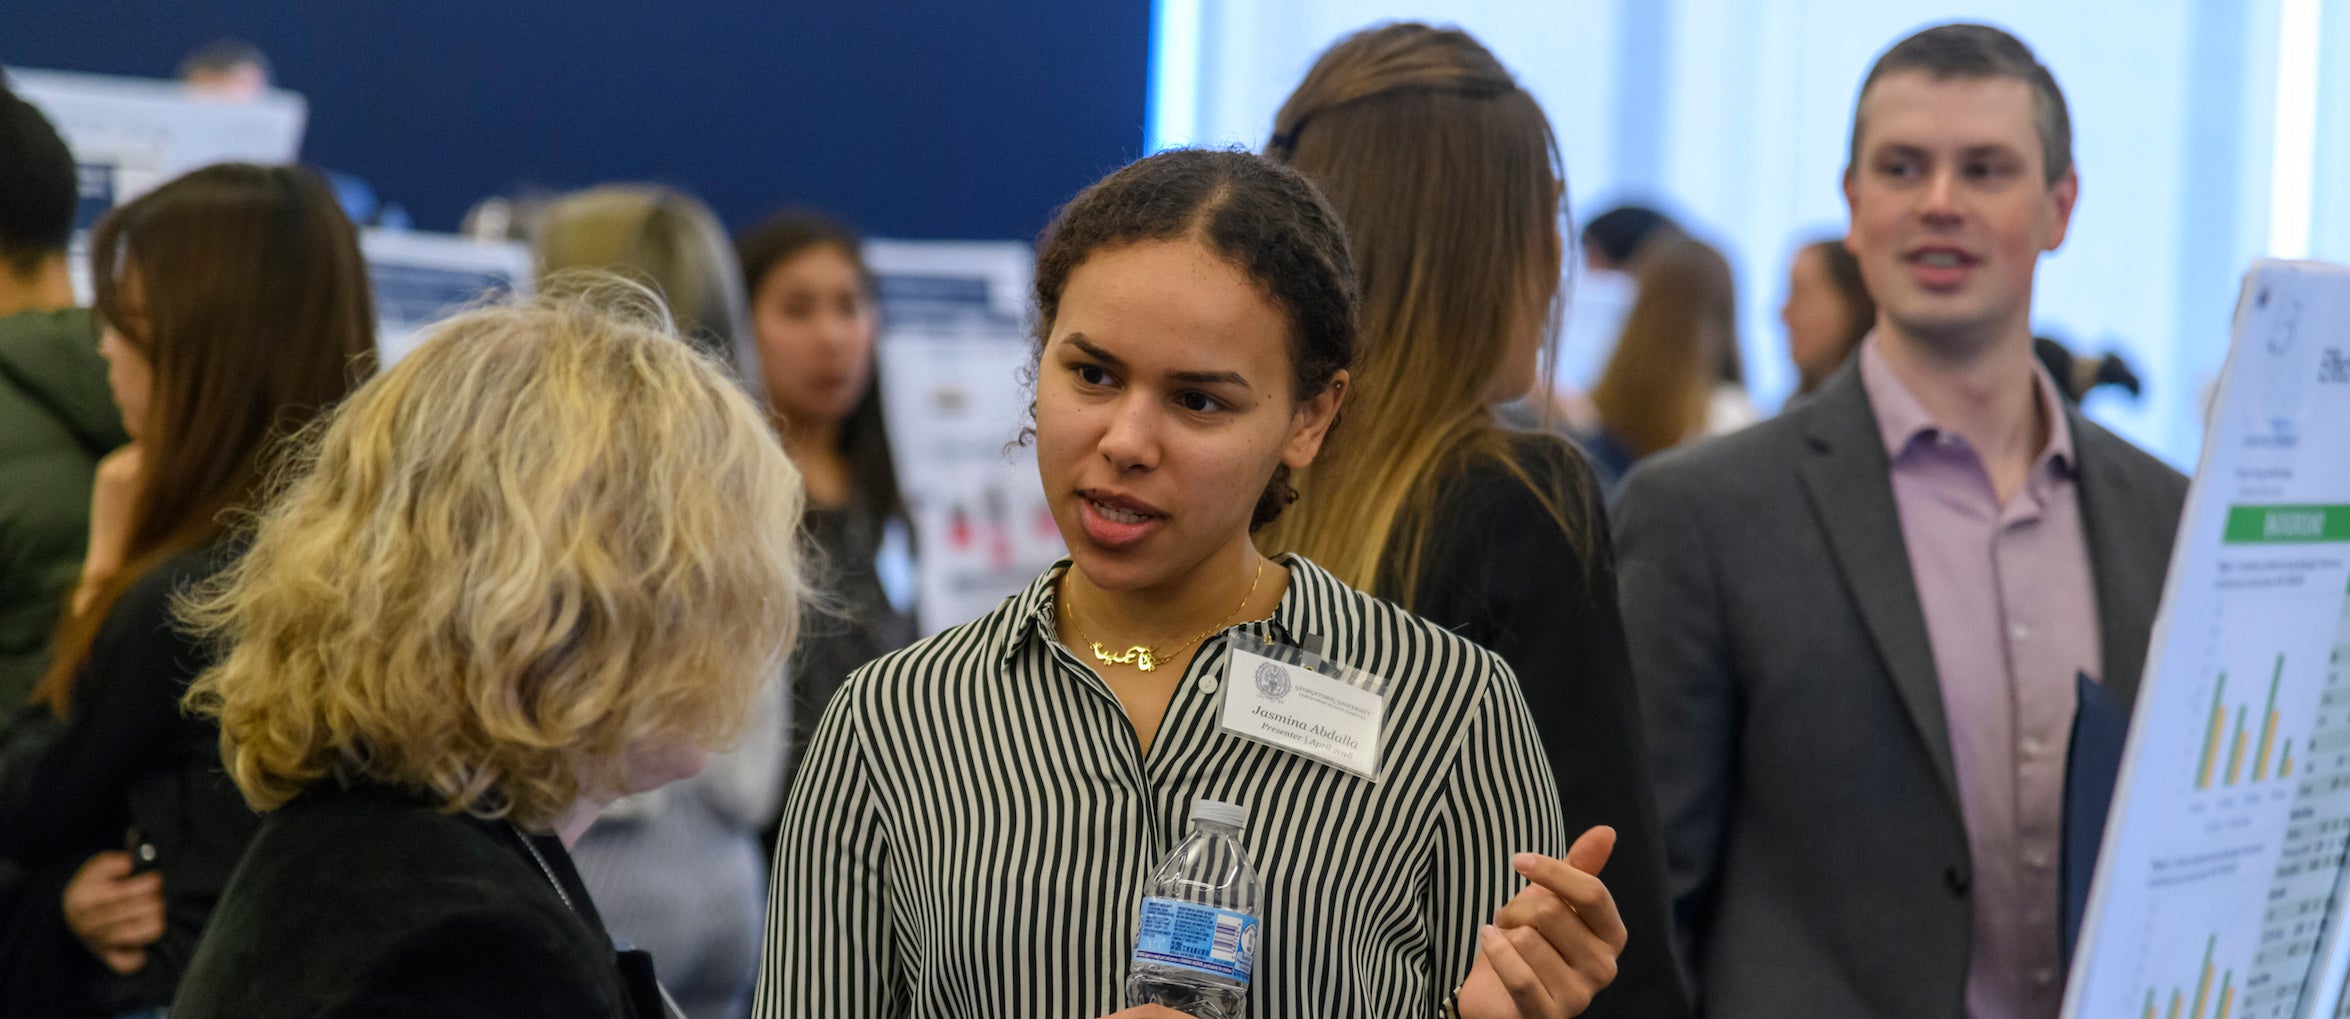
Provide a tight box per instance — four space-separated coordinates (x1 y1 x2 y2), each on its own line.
1218 631 1390 780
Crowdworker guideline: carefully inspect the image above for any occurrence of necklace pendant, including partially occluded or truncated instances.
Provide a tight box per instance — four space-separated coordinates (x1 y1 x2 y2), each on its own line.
1087 641 1161 671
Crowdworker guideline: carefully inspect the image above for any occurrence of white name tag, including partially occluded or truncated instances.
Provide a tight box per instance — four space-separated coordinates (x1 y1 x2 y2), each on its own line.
1218 632 1388 780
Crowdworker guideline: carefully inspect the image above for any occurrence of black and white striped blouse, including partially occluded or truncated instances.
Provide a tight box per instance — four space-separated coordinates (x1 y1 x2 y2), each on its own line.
754 555 1565 1018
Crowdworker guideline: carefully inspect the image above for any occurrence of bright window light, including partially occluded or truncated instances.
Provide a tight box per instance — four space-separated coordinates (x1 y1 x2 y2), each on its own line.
2269 0 2322 260
1147 0 1203 153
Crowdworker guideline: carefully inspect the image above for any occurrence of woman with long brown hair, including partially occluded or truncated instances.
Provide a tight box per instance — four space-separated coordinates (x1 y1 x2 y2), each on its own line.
1781 237 1876 398
0 163 374 1016
1586 237 1743 478
1256 24 1690 1018
734 210 913 799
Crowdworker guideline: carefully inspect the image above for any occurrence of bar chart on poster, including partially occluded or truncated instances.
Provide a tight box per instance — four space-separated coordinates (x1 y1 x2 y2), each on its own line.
2066 261 2350 1019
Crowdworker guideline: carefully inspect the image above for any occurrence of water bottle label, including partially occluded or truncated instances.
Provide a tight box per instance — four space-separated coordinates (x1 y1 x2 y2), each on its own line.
1133 896 1258 982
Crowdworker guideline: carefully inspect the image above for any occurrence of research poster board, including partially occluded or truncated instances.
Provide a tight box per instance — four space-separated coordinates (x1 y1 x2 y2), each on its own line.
5 68 307 212
361 230 534 366
2066 260 2350 1019
865 239 1065 636
8 67 309 304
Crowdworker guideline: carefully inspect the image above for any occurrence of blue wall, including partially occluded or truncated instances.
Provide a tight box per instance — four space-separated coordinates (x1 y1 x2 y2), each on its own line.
0 0 1153 240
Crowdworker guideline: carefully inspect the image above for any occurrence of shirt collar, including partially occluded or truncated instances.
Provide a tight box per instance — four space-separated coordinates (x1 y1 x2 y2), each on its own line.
1857 333 2076 473
996 553 1349 666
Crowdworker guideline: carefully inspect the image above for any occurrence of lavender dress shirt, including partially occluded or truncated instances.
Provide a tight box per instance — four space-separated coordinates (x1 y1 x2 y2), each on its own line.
1860 339 2102 1019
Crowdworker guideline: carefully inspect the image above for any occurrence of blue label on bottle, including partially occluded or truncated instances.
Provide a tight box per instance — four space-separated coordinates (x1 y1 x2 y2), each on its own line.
1133 897 1258 982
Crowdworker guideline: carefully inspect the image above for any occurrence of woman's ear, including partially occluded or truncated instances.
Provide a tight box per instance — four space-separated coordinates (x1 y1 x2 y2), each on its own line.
1281 369 1348 469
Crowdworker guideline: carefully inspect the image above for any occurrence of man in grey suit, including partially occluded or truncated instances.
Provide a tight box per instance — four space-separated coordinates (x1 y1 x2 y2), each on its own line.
1615 24 2188 1019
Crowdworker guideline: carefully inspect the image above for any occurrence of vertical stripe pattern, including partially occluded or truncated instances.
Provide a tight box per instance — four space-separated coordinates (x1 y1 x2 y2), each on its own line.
754 555 1566 1018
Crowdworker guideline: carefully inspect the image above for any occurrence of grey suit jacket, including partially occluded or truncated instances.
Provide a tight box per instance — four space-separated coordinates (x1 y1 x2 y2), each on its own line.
1612 360 2187 1018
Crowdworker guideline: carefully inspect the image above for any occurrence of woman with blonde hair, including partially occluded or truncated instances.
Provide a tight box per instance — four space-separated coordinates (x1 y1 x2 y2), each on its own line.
538 186 788 1019
1256 24 1689 1018
537 184 759 377
168 285 806 1018
1585 237 1744 479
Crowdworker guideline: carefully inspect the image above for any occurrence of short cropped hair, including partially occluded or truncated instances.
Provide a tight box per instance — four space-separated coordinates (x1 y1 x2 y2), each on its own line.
1580 205 1681 268
0 90 77 276
185 279 806 829
1849 23 2073 185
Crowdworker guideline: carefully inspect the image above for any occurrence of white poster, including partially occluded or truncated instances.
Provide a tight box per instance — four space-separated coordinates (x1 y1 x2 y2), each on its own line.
2066 260 2350 1019
9 68 310 304
361 230 534 366
864 240 1065 636
5 68 306 206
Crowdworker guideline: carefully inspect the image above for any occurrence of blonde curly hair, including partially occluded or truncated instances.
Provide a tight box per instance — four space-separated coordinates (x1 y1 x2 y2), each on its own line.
184 277 805 830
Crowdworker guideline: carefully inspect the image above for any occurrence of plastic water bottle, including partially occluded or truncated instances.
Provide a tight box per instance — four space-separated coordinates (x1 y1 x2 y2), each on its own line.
1127 799 1262 1018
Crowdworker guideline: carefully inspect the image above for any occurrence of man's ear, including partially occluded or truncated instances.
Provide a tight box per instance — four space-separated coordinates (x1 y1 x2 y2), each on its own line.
2043 166 2080 253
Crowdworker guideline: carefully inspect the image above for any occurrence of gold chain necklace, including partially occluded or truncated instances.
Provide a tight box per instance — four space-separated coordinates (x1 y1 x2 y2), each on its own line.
1064 560 1264 672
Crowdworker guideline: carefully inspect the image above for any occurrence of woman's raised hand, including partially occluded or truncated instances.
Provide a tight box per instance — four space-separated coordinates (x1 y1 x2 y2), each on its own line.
1457 826 1628 1019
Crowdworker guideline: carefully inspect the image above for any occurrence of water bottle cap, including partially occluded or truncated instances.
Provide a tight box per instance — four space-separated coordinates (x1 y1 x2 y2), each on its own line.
1190 799 1248 829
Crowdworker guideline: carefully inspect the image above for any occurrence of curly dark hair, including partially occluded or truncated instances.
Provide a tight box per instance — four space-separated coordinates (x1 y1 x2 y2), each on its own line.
1029 148 1359 530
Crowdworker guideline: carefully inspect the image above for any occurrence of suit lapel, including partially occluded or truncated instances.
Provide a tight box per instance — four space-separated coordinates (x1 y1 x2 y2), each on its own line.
1795 364 1961 807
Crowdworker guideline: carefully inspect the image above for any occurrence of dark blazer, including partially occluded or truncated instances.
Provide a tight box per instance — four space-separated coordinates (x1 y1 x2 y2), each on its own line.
0 540 256 1014
1409 433 1692 1019
172 782 656 1019
1612 360 2186 1018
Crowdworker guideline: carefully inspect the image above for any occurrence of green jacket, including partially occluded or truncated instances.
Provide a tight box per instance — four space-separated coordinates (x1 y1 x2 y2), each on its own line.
0 308 126 718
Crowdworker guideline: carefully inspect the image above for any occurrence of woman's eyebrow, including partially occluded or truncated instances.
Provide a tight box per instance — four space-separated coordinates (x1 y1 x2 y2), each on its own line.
1065 334 1125 368
1171 369 1250 389
1066 334 1252 390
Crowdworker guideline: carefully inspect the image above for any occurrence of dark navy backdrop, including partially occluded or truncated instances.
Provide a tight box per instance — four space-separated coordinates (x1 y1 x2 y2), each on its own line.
0 0 1152 239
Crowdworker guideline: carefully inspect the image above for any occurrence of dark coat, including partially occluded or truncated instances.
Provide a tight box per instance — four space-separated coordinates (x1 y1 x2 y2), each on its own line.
0 307 126 721
172 782 665 1018
0 541 255 1015
1405 432 1693 1019
1613 359 2187 1018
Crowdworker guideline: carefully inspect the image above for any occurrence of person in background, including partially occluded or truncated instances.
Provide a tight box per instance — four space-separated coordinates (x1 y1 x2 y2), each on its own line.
733 211 914 813
169 284 807 1018
2029 334 2144 407
761 146 1625 1019
0 90 127 726
1584 238 1746 481
1578 205 1682 274
175 40 271 102
1255 25 1689 1019
1616 25 2188 1018
176 39 408 229
538 186 757 372
537 184 785 1019
1782 237 1876 399
0 84 137 1019
0 163 375 1018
